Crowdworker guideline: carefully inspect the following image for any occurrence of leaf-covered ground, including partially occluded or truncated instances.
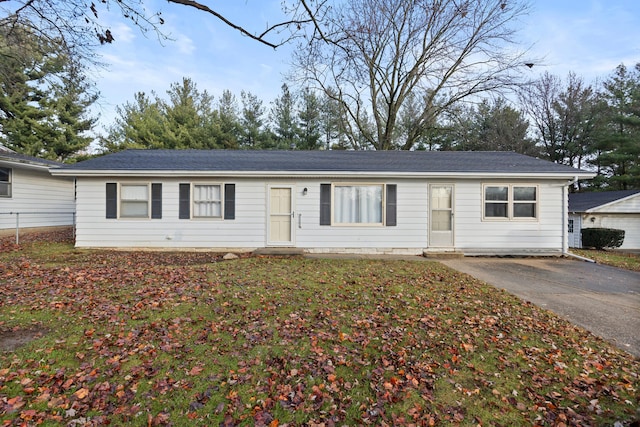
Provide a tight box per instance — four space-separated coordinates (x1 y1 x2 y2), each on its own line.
1 230 639 426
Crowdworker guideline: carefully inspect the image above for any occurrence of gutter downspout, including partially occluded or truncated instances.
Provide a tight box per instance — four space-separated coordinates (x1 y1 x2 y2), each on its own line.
561 176 595 263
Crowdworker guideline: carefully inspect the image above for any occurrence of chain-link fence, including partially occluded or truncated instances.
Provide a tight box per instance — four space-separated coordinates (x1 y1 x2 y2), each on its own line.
0 211 76 244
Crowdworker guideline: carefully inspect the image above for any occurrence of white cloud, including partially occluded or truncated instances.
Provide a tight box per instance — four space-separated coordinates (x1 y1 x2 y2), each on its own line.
109 22 136 44
174 34 195 55
522 0 640 82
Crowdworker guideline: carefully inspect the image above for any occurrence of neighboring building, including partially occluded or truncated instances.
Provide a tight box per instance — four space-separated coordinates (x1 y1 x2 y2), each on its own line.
0 151 76 233
568 190 640 250
51 149 594 255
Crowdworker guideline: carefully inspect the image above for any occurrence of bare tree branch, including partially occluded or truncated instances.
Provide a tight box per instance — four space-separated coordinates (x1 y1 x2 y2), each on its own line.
294 0 532 150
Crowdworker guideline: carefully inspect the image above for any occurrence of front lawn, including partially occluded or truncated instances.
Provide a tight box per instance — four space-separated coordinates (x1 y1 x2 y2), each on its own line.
1 231 639 426
571 249 640 272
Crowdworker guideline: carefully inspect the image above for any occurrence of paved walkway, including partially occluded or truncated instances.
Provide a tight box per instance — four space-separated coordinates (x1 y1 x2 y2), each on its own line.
440 257 640 358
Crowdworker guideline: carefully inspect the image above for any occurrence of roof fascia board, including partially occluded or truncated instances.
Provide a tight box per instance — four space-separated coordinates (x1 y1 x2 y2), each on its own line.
1 158 59 171
50 169 596 180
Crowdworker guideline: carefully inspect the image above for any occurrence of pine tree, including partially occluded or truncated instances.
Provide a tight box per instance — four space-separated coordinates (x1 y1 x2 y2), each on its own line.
591 64 640 190
0 25 96 161
270 83 298 149
216 89 241 149
239 91 272 149
100 92 166 151
101 77 231 151
296 88 322 150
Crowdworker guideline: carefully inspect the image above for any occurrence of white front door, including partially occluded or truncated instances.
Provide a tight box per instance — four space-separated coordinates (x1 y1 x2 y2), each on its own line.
429 184 454 248
268 187 294 245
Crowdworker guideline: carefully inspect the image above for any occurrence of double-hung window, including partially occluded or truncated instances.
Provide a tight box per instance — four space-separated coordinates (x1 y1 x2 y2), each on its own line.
106 183 162 219
193 184 222 218
120 184 150 218
483 184 537 220
0 167 11 197
179 183 235 220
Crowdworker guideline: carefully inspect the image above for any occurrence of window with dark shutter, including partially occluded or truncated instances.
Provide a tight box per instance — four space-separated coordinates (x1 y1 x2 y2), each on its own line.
386 184 397 226
179 183 190 219
319 184 331 225
224 184 235 220
106 183 117 219
151 183 162 219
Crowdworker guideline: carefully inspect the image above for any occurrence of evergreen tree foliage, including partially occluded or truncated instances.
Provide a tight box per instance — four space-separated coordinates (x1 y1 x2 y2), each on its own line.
0 24 96 161
590 64 640 190
100 92 166 152
101 78 236 151
296 88 322 150
216 89 241 148
239 91 272 149
270 83 299 149
451 99 539 156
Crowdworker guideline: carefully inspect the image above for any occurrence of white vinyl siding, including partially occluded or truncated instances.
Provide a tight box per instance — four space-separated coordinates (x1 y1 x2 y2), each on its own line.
580 214 640 250
75 178 264 249
457 181 563 254
73 177 569 255
0 164 75 230
572 194 640 249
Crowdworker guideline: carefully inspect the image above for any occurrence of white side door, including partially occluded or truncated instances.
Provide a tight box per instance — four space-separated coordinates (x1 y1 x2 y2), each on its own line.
429 184 454 248
268 186 294 245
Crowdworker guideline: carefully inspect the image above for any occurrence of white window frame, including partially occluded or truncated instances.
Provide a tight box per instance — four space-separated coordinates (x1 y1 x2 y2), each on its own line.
119 183 150 219
192 183 223 219
0 167 11 198
482 184 538 221
332 183 385 226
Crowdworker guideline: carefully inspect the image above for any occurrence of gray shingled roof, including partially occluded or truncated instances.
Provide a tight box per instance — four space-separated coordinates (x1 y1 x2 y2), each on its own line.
569 190 640 212
0 151 63 167
60 149 587 175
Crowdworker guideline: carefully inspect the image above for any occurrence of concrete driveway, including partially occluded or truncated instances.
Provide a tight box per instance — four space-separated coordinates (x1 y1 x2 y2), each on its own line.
440 257 640 358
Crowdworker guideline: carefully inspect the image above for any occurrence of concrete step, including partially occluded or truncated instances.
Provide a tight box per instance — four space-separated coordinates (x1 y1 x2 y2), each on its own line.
422 250 465 259
252 247 305 256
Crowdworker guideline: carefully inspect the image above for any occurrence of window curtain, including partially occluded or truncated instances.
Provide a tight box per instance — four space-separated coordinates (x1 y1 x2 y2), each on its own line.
120 185 148 217
334 186 382 224
194 185 221 217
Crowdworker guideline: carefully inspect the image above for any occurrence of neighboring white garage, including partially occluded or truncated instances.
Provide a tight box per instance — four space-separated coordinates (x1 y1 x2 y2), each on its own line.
568 190 640 250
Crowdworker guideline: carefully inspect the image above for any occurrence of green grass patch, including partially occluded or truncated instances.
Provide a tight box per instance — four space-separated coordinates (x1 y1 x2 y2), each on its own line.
571 248 640 271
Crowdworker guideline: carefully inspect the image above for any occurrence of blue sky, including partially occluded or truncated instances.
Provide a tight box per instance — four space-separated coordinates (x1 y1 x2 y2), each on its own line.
91 0 640 132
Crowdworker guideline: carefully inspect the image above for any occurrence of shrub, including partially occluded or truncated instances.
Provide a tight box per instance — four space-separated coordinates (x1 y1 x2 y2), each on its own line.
581 227 625 249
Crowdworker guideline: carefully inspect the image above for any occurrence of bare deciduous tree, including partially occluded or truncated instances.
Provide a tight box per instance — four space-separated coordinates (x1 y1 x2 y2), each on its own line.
519 72 597 169
294 0 531 150
0 0 327 64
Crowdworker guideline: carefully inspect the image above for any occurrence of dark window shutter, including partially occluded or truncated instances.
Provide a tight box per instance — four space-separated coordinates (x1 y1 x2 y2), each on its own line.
320 184 331 225
386 184 397 226
224 184 235 220
151 183 162 219
106 183 117 219
179 183 190 219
